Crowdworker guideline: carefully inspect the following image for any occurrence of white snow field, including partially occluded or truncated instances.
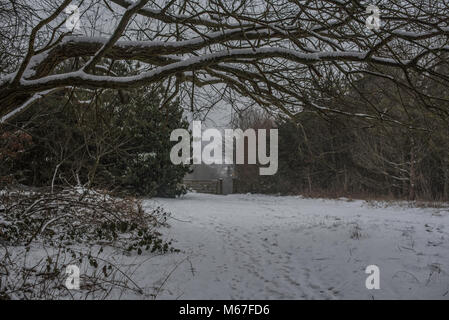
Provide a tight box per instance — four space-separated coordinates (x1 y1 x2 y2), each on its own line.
140 193 449 300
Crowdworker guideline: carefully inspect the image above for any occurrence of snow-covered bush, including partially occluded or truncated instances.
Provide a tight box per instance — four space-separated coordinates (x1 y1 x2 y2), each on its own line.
0 188 177 299
0 188 175 253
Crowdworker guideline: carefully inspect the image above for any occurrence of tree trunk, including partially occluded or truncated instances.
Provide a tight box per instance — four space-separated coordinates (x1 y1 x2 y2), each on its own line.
409 138 416 201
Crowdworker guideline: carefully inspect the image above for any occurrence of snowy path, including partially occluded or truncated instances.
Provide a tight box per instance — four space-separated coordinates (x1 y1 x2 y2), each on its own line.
141 193 449 300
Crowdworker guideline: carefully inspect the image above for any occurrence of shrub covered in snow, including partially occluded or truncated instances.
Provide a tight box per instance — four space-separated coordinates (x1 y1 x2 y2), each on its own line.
0 188 177 299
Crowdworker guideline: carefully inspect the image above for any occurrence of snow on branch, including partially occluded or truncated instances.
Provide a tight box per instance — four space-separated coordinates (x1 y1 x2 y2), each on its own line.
1 0 448 121
0 89 58 124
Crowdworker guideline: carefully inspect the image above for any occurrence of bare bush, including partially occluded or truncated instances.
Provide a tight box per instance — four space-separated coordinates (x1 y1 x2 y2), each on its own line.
0 187 177 299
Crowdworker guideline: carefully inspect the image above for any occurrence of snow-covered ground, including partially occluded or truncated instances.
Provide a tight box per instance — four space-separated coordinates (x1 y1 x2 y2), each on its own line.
138 193 449 300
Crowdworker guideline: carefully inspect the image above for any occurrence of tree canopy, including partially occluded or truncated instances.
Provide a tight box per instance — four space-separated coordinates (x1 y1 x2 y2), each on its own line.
1 0 448 123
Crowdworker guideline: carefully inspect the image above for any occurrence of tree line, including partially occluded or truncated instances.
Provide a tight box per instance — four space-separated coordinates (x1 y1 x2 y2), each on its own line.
233 66 449 201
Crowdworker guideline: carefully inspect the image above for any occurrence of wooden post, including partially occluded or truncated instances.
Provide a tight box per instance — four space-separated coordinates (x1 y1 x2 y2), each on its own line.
218 178 223 195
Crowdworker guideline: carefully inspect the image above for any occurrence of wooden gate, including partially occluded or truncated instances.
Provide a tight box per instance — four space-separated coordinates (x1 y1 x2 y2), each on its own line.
183 179 223 194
